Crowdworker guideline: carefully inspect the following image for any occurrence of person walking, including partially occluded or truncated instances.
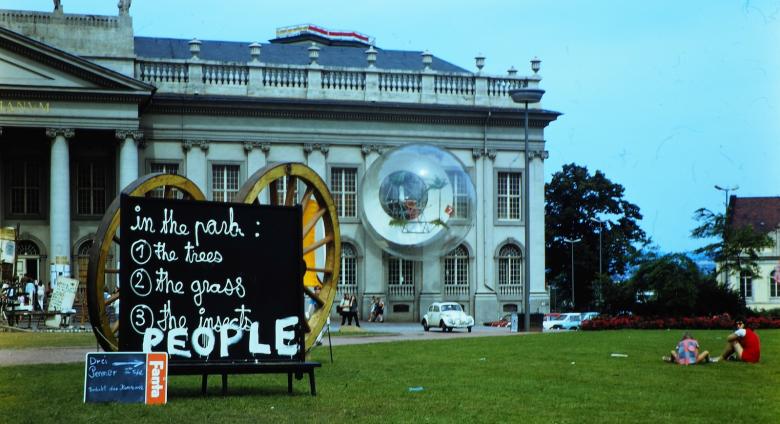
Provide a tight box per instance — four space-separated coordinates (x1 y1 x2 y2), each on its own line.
339 294 351 326
349 294 361 327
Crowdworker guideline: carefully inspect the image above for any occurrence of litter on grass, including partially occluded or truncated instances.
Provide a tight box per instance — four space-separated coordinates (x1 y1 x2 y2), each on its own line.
610 353 628 358
408 386 425 392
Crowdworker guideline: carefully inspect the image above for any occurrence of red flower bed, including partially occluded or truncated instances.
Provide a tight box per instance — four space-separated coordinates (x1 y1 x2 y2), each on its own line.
581 314 780 331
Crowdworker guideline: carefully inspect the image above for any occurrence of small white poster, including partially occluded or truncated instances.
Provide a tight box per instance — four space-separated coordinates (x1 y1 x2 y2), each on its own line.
46 276 79 328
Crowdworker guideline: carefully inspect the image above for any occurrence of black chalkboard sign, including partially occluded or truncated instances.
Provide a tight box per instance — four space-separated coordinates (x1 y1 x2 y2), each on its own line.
84 352 146 403
119 195 304 363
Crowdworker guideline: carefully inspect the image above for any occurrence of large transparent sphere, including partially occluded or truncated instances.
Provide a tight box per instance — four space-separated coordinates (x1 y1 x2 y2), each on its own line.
359 144 476 260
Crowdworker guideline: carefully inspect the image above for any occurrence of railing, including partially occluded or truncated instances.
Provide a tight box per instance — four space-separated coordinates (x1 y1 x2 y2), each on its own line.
137 61 188 84
435 75 474 95
387 284 415 298
133 58 539 107
322 70 365 90
499 284 523 297
444 284 469 298
336 284 358 298
203 64 248 85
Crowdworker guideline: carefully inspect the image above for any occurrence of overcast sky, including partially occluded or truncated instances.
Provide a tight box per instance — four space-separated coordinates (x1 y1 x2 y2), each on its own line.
6 0 780 253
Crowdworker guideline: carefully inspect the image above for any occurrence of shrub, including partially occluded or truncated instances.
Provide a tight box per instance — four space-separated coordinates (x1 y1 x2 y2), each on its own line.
580 313 780 331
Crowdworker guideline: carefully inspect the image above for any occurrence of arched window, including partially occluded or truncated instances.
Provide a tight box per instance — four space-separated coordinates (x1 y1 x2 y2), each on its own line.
498 244 522 296
17 240 40 256
770 270 779 298
338 243 357 295
76 240 93 287
15 240 41 281
740 271 753 300
444 245 469 296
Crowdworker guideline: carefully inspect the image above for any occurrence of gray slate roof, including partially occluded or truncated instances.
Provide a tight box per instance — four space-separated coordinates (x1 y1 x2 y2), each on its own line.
134 37 470 73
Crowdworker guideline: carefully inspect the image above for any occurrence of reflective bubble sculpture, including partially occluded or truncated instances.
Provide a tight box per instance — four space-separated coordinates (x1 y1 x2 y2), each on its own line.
360 144 476 259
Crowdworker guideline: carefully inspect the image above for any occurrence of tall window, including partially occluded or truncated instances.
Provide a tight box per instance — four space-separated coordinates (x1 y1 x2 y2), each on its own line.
497 172 521 220
447 171 470 219
331 167 357 218
444 244 469 286
7 160 42 216
339 243 357 289
212 164 239 202
77 161 110 215
740 271 753 299
771 270 779 298
150 162 179 198
498 244 522 286
387 256 414 286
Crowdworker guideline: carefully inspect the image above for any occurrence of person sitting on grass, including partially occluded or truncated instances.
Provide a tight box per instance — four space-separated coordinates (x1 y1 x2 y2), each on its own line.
712 318 760 363
663 331 710 365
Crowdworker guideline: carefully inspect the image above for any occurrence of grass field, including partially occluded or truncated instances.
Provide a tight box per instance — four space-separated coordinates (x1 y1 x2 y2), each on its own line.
0 331 96 349
1 330 778 423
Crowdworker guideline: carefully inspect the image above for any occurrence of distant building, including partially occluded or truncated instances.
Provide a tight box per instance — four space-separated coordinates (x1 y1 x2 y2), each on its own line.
726 196 780 310
0 4 560 323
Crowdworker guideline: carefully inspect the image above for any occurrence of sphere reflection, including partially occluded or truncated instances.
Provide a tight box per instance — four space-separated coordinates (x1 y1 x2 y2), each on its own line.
359 144 476 259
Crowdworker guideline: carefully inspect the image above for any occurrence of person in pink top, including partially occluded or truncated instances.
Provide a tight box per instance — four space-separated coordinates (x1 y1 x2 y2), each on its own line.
663 332 711 365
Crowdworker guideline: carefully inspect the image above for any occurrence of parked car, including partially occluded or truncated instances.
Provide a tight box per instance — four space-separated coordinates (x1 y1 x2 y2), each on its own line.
542 312 582 331
422 302 475 332
581 312 600 322
484 314 512 327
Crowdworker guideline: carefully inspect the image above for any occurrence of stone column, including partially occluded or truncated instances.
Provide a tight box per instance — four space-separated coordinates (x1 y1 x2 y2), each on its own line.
46 127 74 281
529 149 550 314
360 145 386 306
473 148 498 325
182 140 209 195
244 141 270 175
116 130 143 191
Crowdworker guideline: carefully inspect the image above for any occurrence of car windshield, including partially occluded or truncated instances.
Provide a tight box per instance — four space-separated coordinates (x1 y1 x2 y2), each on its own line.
544 315 560 321
441 304 462 312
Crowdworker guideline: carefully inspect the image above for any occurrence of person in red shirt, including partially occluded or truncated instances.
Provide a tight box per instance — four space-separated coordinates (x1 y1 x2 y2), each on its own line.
714 318 760 363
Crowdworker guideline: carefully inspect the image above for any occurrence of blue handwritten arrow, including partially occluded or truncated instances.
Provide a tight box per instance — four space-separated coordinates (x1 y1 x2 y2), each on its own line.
112 360 144 368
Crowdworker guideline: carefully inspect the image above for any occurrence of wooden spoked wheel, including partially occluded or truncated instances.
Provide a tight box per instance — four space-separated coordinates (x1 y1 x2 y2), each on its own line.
236 163 341 353
87 173 206 352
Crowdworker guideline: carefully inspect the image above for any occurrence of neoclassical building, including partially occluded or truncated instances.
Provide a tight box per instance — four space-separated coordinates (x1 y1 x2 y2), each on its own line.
0 4 560 324
727 196 780 311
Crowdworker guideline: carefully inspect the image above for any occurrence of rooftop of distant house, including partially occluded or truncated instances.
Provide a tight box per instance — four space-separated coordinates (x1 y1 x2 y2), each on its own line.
728 196 780 233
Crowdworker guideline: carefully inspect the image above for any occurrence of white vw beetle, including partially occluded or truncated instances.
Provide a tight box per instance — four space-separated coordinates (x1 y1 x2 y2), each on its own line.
422 302 475 333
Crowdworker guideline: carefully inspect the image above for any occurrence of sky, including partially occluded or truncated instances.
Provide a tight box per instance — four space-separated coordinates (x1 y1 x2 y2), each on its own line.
5 0 779 253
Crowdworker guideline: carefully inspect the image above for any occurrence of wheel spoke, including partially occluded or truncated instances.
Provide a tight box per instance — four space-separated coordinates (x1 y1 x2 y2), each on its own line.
284 176 297 206
306 267 332 274
164 186 174 199
269 180 280 205
303 234 333 255
299 186 314 208
104 268 120 274
302 208 326 238
110 320 119 335
303 286 325 307
113 235 120 245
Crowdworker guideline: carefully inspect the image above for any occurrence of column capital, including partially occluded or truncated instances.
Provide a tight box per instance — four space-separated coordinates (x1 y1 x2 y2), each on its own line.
183 139 209 152
303 143 329 156
360 144 386 156
473 148 496 160
45 128 74 139
529 149 549 161
244 141 271 154
115 129 144 142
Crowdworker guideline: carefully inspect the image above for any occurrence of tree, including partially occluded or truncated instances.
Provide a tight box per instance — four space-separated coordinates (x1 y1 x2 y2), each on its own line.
545 163 648 311
690 208 772 281
626 253 700 316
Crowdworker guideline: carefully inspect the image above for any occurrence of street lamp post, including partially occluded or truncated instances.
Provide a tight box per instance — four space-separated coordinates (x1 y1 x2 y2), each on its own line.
589 217 605 277
509 58 544 333
714 185 738 286
562 237 581 309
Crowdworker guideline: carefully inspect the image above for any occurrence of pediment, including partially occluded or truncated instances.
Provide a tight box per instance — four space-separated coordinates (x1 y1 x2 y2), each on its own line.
0 26 152 99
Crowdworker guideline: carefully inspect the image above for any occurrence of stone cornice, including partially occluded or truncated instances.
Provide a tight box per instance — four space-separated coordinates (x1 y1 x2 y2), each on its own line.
146 95 560 129
45 127 74 139
0 87 150 104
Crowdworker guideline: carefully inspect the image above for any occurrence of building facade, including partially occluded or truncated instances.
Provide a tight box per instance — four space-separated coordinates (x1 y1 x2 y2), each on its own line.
0 4 559 324
727 196 780 311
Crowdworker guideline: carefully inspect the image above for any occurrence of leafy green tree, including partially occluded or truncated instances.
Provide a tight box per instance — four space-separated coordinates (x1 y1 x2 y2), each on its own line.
545 163 648 311
690 208 772 280
626 253 700 316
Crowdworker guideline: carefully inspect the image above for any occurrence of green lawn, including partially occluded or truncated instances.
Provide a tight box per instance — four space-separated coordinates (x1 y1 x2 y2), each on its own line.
0 331 97 349
1 330 778 423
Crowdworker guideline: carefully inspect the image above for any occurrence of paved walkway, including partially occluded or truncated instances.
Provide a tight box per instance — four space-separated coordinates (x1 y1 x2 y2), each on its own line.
0 322 525 366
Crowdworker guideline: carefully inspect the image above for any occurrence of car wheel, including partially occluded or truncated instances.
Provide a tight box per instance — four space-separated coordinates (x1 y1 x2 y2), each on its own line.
422 320 429 331
468 326 472 333
440 321 447 332
571 327 578 331
447 327 453 332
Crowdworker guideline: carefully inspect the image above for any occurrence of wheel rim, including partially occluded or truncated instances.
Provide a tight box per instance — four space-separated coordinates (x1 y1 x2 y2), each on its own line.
87 173 206 352
236 163 341 353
